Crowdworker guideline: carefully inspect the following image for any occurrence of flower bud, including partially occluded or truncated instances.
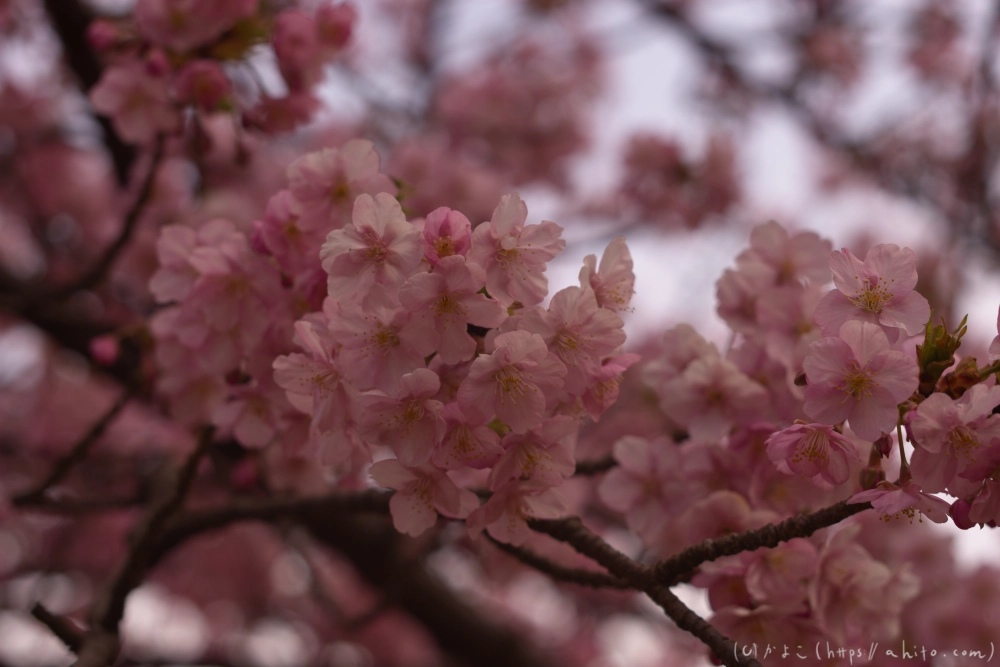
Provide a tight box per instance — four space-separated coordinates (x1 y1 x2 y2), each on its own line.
950 498 975 530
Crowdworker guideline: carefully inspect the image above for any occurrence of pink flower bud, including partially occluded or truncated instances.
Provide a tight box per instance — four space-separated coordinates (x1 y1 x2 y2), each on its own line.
87 20 119 51
951 498 975 530
89 334 120 366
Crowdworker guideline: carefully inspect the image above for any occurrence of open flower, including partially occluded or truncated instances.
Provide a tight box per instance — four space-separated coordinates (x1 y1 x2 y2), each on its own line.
814 244 931 344
848 479 950 523
803 321 918 441
370 459 479 537
766 423 861 487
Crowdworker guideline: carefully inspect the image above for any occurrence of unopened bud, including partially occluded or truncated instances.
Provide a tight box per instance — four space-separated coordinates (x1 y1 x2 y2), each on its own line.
950 498 975 530
873 432 893 458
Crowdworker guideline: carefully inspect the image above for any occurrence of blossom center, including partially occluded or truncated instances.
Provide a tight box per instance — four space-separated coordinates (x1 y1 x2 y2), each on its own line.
947 425 980 460
374 326 399 351
839 364 877 400
435 293 464 316
791 430 829 465
849 277 893 313
495 366 528 403
433 236 456 258
363 230 388 264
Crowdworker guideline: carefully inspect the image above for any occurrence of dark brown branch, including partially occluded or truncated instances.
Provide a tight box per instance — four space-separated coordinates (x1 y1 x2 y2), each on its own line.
652 500 872 585
41 0 136 184
487 535 630 589
31 603 84 653
573 454 616 476
529 517 760 667
13 393 131 507
44 136 164 302
70 427 215 667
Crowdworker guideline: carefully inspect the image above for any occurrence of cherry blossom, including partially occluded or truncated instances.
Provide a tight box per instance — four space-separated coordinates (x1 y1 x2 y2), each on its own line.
287 140 396 230
357 369 447 466
321 193 423 298
457 330 567 433
814 244 931 343
369 459 479 537
766 423 861 487
432 403 504 470
467 193 565 307
519 285 625 395
803 321 919 441
327 285 436 394
906 383 1000 492
487 416 578 489
89 65 179 144
578 236 635 312
398 255 507 364
466 479 568 545
420 207 472 265
848 479 951 523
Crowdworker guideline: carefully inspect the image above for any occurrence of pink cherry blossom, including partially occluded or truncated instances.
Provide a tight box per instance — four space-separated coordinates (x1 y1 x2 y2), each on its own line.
272 319 352 435
287 140 395 230
432 403 504 470
642 324 718 391
906 383 1000 492
578 236 635 312
766 423 861 486
89 65 179 144
657 352 768 442
421 207 472 265
848 479 950 523
598 435 696 541
739 220 833 287
327 285 435 394
466 479 568 545
814 244 931 343
398 255 507 364
457 330 566 433
581 353 641 422
369 459 479 537
810 525 921 644
273 9 323 91
174 60 231 111
467 193 565 307
487 416 578 489
743 538 819 611
357 369 447 466
316 2 357 54
213 385 281 449
803 320 919 441
321 193 423 298
519 286 626 395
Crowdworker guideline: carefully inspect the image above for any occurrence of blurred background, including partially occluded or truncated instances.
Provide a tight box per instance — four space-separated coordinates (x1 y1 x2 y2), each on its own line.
3 0 1000 665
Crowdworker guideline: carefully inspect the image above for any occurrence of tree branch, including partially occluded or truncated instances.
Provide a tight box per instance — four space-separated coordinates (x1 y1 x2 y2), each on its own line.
529 516 760 667
487 535 630 589
12 392 131 507
652 499 872 585
31 603 84 653
573 454 616 476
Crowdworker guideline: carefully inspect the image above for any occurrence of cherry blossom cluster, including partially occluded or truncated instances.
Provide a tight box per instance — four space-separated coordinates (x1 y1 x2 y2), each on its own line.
618 222 1000 648
88 0 357 143
149 138 638 542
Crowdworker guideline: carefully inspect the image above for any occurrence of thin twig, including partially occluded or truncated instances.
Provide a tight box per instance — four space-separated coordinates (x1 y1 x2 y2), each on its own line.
573 454 616 476
13 393 131 506
529 516 760 667
651 499 872 585
45 137 164 302
31 603 83 652
487 535 630 589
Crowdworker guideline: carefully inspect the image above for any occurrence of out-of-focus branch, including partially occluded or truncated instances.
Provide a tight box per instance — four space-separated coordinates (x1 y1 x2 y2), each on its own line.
41 0 136 184
651 499 872 585
487 535 630 589
38 136 164 303
573 454 616 476
31 603 84 653
12 392 131 507
68 427 214 667
529 516 760 667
